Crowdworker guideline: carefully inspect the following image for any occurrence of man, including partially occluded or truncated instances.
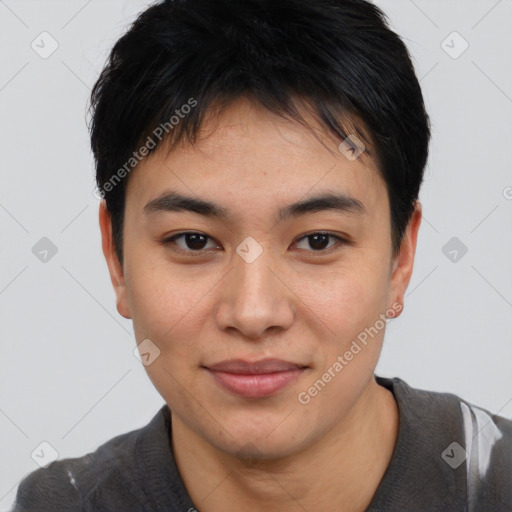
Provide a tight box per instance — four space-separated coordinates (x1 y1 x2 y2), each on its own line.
12 0 512 510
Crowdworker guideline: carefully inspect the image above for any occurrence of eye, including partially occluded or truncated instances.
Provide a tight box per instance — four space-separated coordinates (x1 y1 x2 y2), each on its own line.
162 230 349 256
294 232 347 253
162 232 219 254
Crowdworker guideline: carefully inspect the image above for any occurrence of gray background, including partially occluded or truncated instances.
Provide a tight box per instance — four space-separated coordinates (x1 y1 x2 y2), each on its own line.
1 0 511 509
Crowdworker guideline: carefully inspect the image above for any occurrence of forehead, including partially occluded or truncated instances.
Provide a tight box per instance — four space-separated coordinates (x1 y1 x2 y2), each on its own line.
125 98 387 217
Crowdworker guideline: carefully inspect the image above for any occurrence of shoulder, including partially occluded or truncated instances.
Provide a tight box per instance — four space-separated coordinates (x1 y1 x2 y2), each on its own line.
11 408 168 512
379 375 512 438
393 376 512 453
380 376 512 507
458 398 512 507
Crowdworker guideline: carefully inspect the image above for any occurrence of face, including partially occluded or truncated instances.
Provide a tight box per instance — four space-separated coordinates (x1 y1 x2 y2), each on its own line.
100 97 420 460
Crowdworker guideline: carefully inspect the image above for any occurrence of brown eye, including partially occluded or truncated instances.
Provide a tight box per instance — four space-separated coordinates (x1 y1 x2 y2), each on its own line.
294 232 346 252
163 232 219 253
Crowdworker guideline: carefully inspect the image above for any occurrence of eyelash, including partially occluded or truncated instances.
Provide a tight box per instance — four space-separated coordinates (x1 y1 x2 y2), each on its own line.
161 231 349 257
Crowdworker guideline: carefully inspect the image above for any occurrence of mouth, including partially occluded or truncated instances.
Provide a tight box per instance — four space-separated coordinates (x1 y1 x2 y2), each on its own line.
202 358 309 398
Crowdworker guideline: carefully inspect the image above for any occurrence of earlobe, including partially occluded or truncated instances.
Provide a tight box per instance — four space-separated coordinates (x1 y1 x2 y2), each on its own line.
98 201 132 320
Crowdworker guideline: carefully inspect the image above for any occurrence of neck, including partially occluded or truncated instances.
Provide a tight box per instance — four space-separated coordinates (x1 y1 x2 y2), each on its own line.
171 377 399 512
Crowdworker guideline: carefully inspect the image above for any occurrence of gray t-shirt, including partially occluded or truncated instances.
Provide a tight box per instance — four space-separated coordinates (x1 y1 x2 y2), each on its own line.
11 376 512 511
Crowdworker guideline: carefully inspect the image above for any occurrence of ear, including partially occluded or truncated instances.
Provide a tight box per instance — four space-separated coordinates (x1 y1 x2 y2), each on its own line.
98 200 132 319
388 201 422 317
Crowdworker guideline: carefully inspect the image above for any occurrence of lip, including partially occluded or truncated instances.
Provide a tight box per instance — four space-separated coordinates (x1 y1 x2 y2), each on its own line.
204 358 308 398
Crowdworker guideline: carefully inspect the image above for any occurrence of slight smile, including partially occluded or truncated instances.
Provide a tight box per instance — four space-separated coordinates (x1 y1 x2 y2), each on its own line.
203 358 310 398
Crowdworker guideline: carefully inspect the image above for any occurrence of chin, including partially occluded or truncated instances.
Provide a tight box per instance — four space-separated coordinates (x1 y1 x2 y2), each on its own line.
223 438 299 463
207 419 312 462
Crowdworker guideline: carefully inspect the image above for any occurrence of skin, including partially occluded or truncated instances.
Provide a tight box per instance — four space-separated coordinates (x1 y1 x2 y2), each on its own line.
99 97 422 511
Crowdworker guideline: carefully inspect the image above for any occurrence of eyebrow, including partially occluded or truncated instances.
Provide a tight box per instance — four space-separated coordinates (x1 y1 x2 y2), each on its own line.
143 190 366 222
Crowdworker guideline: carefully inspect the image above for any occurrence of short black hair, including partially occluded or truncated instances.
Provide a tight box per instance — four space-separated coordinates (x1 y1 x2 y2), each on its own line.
89 0 431 265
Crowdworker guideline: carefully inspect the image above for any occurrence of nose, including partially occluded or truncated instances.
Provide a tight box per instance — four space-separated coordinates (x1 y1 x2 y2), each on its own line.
214 244 296 340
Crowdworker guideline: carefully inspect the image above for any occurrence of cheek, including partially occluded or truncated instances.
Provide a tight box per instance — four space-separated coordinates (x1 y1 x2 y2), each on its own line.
295 261 389 337
123 251 204 347
125 261 210 409
292 267 390 423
